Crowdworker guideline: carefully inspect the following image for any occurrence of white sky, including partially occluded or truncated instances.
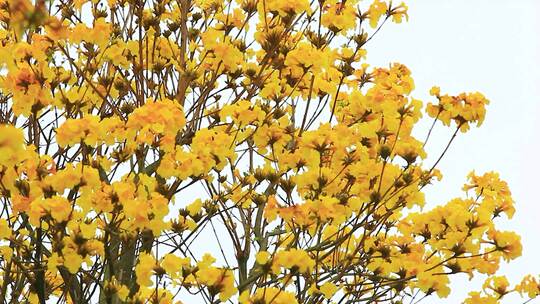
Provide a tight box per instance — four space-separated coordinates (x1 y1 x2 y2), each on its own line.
367 1 540 302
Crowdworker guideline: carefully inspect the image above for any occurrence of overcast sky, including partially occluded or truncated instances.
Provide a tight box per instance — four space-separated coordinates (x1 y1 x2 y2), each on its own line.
367 1 540 302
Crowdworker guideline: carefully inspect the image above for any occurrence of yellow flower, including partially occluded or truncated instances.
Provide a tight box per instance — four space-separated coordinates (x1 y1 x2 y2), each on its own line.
429 86 441 96
319 282 338 299
488 230 522 261
482 276 510 297
186 198 203 216
255 251 270 265
126 98 185 151
161 254 190 279
389 2 409 24
516 275 540 299
0 219 10 239
70 18 111 48
43 196 72 223
29 196 72 225
62 246 84 274
0 125 27 167
135 253 157 287
415 269 451 298
105 42 130 68
274 249 315 274
240 287 298 304
464 292 499 304
56 115 101 147
321 1 358 32
368 0 388 28
197 267 237 301
262 0 311 17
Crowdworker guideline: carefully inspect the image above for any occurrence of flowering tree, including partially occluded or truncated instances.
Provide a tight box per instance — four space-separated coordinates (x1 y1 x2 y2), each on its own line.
0 0 538 303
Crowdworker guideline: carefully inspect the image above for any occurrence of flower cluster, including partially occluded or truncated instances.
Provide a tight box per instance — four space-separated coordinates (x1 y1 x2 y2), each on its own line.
427 87 490 132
